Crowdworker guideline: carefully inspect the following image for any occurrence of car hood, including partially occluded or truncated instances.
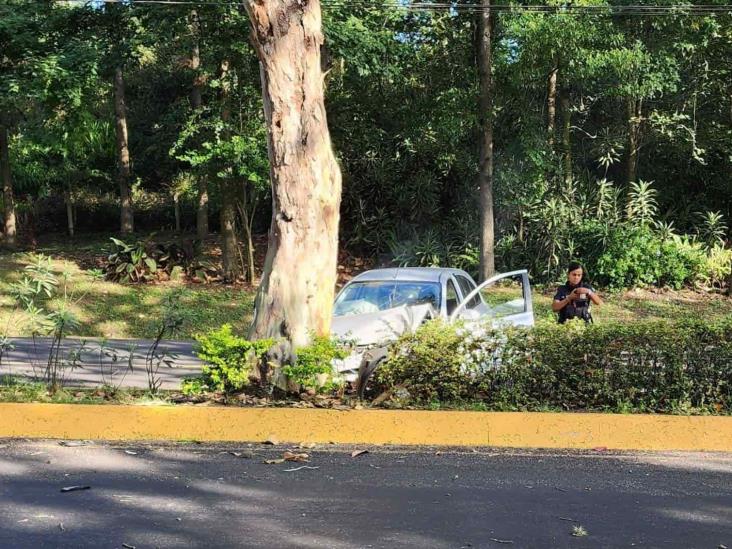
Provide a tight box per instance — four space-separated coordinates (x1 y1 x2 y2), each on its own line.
331 304 436 347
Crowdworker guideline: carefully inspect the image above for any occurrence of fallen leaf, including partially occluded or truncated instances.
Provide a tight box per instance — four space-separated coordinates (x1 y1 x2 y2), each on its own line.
489 538 514 544
263 436 279 445
124 450 138 455
264 459 285 465
122 544 136 549
571 525 588 537
351 449 369 458
229 450 255 459
297 442 317 449
60 486 91 493
284 465 320 472
59 441 91 447
592 446 608 452
558 516 579 522
283 451 309 463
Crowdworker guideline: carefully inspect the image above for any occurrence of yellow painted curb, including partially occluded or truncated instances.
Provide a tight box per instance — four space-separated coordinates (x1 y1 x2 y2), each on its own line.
0 403 731 451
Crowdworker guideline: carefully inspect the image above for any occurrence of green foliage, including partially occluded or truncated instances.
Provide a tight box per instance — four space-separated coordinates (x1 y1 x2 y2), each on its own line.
283 336 349 393
105 237 217 283
375 318 732 414
594 226 705 289
106 237 158 283
194 324 273 394
376 320 466 402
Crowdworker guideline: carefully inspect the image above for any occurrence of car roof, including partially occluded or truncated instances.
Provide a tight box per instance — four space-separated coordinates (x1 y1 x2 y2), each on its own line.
348 267 470 284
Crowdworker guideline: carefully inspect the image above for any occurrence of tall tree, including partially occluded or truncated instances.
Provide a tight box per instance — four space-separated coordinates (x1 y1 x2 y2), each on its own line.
219 59 240 282
109 0 134 234
189 9 209 240
0 123 16 247
477 0 495 280
244 0 342 347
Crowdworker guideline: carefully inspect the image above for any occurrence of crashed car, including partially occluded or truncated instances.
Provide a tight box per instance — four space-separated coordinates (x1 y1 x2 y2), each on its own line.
330 267 534 391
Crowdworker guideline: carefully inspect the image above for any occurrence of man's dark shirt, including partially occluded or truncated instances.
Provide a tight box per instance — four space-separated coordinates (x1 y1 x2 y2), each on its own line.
554 282 594 324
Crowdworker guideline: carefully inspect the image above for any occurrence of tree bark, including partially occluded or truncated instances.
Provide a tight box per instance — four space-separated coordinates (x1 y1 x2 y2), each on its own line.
0 125 16 247
64 182 74 237
239 182 257 285
114 66 134 234
219 59 240 282
547 64 558 149
220 188 239 281
173 192 181 232
626 96 642 185
190 10 203 110
477 0 495 281
190 10 208 240
244 0 342 347
561 92 572 189
196 179 208 240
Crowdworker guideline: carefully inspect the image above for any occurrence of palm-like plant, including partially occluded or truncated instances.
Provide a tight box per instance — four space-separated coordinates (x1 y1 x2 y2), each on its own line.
696 210 728 247
626 180 658 226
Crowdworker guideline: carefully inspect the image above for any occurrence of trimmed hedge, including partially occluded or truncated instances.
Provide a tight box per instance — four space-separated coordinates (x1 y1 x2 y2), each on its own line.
375 319 732 414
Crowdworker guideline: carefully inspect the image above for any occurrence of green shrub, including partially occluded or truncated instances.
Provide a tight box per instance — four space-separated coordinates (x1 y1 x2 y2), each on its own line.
697 243 732 288
594 226 705 289
283 335 349 393
376 320 468 402
374 318 732 414
194 324 273 393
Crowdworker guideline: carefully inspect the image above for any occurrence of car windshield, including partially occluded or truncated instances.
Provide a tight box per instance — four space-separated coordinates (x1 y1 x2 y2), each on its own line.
333 281 441 317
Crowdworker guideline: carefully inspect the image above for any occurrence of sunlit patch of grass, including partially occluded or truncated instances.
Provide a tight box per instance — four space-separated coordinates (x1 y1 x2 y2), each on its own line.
0 248 258 340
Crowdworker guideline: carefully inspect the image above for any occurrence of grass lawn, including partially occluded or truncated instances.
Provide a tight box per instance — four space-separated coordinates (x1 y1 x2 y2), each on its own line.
1 234 730 340
0 235 256 340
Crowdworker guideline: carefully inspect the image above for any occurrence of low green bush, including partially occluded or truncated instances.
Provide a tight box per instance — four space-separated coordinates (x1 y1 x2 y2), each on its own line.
376 318 732 414
193 324 273 393
593 227 706 289
284 335 349 393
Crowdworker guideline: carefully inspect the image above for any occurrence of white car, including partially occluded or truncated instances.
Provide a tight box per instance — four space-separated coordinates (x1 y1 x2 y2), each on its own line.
331 267 534 386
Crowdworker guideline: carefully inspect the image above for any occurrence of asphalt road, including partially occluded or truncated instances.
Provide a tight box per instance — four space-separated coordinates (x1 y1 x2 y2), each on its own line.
0 441 730 548
1 338 201 390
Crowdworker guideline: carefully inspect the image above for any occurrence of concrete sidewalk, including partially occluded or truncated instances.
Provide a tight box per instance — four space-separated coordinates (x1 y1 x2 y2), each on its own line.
0 338 202 390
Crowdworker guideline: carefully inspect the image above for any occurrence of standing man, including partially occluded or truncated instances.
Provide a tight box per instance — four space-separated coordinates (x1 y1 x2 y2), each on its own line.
552 262 603 323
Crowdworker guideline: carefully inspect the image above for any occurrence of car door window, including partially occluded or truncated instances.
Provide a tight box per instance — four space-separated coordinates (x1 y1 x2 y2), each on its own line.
481 274 526 318
445 279 459 316
456 275 481 309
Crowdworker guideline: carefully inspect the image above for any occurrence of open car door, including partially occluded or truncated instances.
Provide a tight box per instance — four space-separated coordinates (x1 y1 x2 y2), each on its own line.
449 269 534 327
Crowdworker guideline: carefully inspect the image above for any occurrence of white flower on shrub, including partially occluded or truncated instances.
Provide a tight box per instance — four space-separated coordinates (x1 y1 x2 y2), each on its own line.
455 321 513 378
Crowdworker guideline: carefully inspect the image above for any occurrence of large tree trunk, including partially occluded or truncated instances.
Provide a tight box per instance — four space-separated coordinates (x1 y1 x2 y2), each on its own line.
477 0 495 281
547 64 558 149
0 125 16 247
244 0 342 347
561 92 572 189
626 96 642 185
114 66 134 234
190 10 208 240
219 59 240 282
